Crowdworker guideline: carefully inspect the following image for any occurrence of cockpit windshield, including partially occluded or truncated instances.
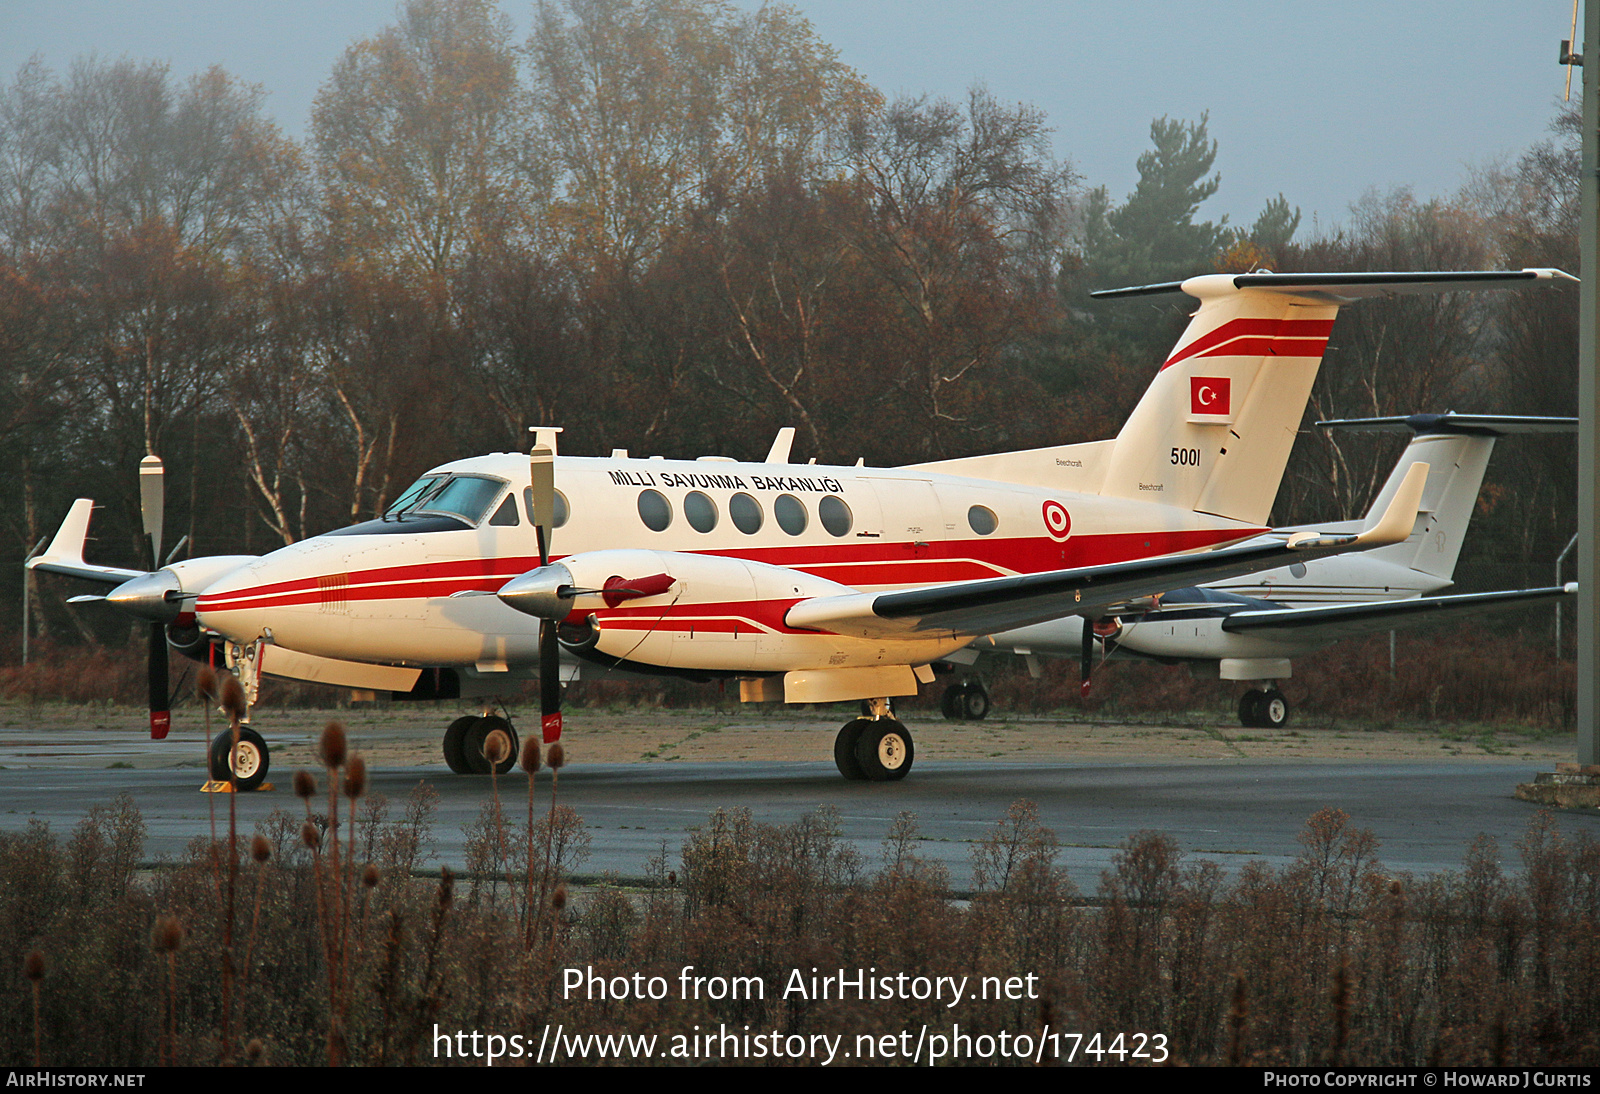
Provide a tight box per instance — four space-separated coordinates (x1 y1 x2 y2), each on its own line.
383 473 507 526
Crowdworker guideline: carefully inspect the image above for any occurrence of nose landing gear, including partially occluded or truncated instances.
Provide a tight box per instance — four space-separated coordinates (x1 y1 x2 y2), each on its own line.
208 725 271 792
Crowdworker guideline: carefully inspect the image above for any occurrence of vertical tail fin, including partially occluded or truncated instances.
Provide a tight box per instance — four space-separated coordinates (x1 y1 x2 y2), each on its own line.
1091 269 1575 526
1321 414 1577 579
1097 275 1337 524
903 270 1572 506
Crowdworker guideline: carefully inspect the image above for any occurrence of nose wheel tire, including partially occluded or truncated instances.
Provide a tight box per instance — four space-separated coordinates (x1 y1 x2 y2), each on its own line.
208 726 270 792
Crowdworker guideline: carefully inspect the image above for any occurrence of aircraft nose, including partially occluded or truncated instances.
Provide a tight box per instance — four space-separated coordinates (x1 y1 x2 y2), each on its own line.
106 570 182 623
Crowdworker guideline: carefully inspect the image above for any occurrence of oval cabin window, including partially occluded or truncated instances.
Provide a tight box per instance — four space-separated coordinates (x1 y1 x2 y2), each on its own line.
730 492 763 534
774 494 808 536
819 495 852 537
637 489 672 531
684 491 718 533
968 505 998 536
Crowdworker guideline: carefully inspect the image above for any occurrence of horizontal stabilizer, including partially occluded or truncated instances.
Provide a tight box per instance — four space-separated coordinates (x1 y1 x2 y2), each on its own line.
1220 585 1576 642
1318 413 1578 436
1092 268 1576 301
26 499 144 586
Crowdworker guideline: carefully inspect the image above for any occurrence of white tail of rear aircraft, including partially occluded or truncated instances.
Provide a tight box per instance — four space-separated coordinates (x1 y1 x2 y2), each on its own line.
1322 414 1579 580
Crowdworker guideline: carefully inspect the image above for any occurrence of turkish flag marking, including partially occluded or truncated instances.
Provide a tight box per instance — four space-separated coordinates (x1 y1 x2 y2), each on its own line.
1190 376 1231 416
542 711 564 743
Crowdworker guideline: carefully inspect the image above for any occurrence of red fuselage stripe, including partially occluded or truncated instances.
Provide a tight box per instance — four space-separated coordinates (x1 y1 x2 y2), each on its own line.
195 528 1259 615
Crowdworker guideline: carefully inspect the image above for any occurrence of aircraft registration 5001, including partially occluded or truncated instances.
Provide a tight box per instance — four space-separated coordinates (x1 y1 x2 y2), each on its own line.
27 268 1575 788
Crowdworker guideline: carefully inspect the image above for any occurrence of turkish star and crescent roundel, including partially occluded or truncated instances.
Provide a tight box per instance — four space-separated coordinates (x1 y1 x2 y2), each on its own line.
1190 376 1230 416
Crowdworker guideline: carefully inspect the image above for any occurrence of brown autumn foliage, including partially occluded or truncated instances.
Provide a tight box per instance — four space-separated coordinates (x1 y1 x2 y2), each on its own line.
0 1 1579 742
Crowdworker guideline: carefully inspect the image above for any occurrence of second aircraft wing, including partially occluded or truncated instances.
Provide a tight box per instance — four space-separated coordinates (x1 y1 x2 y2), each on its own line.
786 465 1431 640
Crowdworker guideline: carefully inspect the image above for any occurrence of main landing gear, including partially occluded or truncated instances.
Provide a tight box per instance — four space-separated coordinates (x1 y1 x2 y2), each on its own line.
1239 687 1289 729
835 698 914 782
442 713 520 775
939 678 990 721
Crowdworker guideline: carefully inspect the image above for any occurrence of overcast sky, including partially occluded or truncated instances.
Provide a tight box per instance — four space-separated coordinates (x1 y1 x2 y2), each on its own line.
0 0 1580 229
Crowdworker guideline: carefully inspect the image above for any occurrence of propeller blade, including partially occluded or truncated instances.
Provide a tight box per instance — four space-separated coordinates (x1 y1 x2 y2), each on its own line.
139 455 164 566
529 445 555 568
1080 617 1094 699
148 621 170 739
162 534 189 567
138 447 171 738
529 444 562 741
540 618 562 743
138 456 168 738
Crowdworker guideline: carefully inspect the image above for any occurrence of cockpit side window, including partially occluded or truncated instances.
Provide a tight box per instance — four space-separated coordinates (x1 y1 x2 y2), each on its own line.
523 487 571 528
489 495 520 526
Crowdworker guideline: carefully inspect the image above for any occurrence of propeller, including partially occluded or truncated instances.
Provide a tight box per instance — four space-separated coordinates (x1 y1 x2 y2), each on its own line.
1079 616 1125 698
1079 616 1093 699
529 445 563 744
139 455 170 740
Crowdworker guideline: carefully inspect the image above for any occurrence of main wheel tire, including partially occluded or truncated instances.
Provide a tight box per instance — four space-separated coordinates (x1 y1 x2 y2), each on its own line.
940 685 963 721
463 715 518 775
834 718 869 780
1238 690 1264 728
443 716 476 774
208 726 270 792
854 717 914 782
1259 689 1289 729
960 684 991 720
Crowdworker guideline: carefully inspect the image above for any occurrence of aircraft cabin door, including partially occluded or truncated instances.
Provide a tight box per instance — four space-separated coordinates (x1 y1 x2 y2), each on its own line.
862 476 947 593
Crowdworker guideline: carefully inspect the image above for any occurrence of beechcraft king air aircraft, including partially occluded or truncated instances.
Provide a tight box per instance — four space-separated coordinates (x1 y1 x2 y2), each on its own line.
955 412 1578 728
26 269 1574 786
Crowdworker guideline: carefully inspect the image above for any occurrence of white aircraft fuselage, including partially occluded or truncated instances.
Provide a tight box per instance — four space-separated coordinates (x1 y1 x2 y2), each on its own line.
192 452 1262 677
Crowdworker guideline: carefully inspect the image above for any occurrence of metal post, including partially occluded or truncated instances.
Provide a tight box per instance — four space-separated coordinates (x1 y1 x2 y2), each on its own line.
21 537 44 667
1579 0 1600 765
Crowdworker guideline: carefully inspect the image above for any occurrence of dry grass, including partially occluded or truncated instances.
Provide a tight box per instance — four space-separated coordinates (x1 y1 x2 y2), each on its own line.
4 779 1600 1065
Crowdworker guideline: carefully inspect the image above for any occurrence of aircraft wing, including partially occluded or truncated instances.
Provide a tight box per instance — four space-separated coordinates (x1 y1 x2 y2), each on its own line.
1218 585 1576 643
787 465 1430 640
25 499 145 585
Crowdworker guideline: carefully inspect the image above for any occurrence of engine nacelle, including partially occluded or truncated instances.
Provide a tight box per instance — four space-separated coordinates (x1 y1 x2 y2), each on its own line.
165 620 226 665
500 549 955 674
